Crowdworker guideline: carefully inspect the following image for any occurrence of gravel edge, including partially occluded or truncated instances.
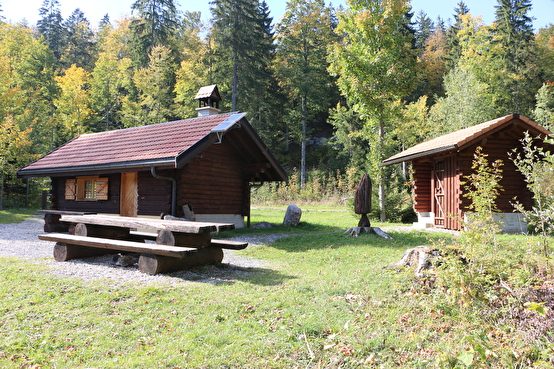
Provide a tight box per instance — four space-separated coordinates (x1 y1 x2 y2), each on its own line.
0 215 280 286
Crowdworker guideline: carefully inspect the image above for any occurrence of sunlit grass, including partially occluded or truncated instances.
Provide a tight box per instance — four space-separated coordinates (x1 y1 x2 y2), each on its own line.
0 208 39 224
0 208 550 367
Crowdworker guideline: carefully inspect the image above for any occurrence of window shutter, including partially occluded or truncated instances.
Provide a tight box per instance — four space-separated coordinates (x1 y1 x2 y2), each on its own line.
96 178 109 200
65 179 77 200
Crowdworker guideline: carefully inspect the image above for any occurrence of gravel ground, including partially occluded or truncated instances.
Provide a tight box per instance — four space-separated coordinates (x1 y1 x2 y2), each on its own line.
0 215 282 286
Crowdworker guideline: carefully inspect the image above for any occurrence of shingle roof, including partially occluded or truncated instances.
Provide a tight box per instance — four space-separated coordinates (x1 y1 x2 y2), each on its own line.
18 112 243 176
382 114 551 166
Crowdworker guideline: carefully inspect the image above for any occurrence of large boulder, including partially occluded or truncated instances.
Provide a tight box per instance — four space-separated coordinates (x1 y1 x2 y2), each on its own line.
283 204 302 226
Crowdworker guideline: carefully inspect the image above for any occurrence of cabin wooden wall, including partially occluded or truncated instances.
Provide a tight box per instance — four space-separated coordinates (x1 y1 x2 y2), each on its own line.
51 174 121 213
137 171 172 216
412 160 432 213
460 138 533 213
176 142 248 217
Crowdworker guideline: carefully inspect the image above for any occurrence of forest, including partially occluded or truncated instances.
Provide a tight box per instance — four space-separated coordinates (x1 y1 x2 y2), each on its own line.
0 0 553 220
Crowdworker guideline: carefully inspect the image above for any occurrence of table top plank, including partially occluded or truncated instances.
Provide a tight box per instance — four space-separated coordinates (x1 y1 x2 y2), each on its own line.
60 215 235 234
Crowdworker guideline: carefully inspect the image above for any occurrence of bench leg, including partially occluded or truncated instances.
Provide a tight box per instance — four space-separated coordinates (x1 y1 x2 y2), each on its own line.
53 242 119 262
138 247 224 275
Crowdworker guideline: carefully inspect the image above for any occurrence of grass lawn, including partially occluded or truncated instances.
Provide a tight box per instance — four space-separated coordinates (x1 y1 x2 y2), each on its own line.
0 207 551 368
0 208 40 224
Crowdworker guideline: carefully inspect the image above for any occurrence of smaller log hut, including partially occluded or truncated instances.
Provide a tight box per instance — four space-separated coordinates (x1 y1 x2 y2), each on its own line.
17 85 286 228
382 114 552 231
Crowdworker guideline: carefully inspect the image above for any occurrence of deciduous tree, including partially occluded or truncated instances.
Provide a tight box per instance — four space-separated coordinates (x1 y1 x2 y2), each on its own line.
54 64 93 139
328 0 417 221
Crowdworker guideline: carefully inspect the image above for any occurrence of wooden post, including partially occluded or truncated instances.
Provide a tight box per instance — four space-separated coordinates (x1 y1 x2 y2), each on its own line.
41 190 48 210
138 247 224 275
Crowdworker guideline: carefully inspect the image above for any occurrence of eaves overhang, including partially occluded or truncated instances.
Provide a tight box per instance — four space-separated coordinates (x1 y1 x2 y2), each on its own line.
381 145 458 166
17 157 176 178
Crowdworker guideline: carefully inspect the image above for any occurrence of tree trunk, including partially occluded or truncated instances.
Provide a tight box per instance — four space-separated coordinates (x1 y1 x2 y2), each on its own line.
232 52 238 112
378 119 386 222
301 95 307 189
0 169 3 211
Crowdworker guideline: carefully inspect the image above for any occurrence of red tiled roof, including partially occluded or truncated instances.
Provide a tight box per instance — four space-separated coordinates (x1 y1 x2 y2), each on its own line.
19 112 238 174
382 114 551 165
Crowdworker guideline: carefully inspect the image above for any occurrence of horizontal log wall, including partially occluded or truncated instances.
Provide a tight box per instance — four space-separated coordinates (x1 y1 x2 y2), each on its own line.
412 160 432 213
137 172 172 216
461 138 533 213
177 142 248 216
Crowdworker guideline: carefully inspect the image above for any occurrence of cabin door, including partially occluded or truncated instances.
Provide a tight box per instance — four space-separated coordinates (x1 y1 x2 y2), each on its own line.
120 172 138 217
432 161 445 228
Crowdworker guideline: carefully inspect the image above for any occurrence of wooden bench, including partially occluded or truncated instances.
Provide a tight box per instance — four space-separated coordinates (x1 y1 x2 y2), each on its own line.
38 233 224 275
38 214 248 275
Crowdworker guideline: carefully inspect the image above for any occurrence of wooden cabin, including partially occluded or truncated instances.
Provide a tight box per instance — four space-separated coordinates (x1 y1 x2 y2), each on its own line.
382 114 552 231
17 86 286 228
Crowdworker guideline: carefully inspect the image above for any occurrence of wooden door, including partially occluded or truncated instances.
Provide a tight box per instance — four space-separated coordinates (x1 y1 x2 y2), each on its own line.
432 161 445 227
120 172 138 217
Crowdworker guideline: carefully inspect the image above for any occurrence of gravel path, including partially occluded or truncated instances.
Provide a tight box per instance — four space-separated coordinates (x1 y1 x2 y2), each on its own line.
0 215 280 286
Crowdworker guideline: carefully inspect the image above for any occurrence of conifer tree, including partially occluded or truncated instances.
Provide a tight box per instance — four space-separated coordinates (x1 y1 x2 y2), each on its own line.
130 0 180 67
414 10 434 50
37 0 65 62
273 0 338 186
210 0 272 112
445 1 470 69
493 0 539 114
61 9 97 71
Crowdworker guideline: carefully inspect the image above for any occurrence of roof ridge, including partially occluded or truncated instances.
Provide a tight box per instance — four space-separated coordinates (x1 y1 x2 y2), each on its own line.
77 112 238 138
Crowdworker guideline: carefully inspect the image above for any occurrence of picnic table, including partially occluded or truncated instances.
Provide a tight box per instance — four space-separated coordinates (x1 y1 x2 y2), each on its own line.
38 214 247 275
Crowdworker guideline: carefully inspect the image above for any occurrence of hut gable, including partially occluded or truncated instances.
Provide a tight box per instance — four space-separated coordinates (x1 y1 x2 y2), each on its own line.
382 114 552 231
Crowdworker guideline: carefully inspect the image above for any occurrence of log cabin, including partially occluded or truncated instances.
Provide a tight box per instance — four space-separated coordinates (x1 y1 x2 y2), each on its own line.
382 114 552 232
17 85 286 228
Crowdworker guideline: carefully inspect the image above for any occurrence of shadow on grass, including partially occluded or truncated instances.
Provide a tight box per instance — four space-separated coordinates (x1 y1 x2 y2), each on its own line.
266 228 451 253
223 221 345 237
166 262 296 286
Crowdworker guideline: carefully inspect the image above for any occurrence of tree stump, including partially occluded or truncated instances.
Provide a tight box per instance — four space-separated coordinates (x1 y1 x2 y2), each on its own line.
389 246 437 277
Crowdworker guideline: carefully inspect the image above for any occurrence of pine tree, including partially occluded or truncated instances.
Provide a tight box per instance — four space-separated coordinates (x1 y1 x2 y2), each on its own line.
61 9 97 71
210 0 268 112
130 0 180 67
414 10 434 50
37 0 65 62
445 1 470 69
273 0 338 186
493 0 539 114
